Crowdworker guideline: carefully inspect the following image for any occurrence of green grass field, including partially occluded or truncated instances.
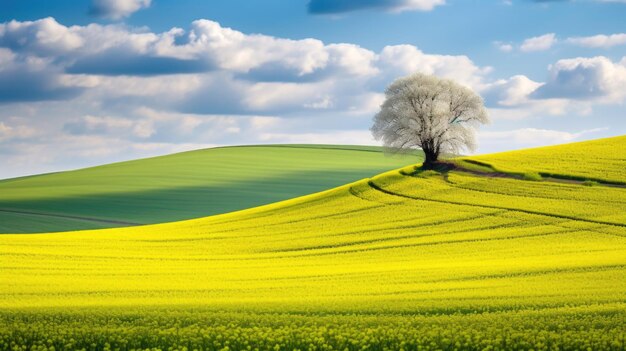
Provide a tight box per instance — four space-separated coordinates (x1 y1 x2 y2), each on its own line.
1 136 625 350
0 145 419 234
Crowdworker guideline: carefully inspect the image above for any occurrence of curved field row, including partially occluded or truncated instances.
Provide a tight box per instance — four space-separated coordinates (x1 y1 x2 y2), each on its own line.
462 135 626 184
2 144 626 349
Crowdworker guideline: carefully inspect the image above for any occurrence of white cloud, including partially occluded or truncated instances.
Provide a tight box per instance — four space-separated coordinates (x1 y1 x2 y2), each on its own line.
0 18 383 82
0 17 487 88
497 43 513 52
183 20 380 80
90 0 152 20
480 56 626 120
483 75 543 107
307 0 446 14
187 19 330 76
480 75 579 119
304 96 334 109
259 130 376 145
0 121 38 141
566 33 626 48
0 46 83 103
485 99 587 121
327 44 380 77
0 17 490 119
93 74 202 100
378 45 489 89
0 17 622 179
63 115 155 138
533 56 626 102
387 0 446 12
0 18 83 56
520 33 557 52
477 127 607 153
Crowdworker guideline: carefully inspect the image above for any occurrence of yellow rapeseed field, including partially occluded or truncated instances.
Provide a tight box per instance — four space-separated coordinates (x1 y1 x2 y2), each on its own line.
1 137 625 350
463 135 626 184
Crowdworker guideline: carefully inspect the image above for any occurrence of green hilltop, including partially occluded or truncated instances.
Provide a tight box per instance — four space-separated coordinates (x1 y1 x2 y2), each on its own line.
0 145 420 233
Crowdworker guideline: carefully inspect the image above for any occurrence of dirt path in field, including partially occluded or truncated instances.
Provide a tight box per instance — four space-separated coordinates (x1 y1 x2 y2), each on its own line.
0 208 141 227
425 160 626 189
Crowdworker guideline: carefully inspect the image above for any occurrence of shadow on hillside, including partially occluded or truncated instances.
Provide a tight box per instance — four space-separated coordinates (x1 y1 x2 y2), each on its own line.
0 169 391 234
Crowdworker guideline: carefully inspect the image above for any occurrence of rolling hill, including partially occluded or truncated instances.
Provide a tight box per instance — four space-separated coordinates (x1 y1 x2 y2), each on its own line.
0 145 420 233
464 135 626 184
1 136 624 350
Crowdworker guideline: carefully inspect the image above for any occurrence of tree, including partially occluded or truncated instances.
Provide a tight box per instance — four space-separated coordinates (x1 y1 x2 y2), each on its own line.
371 73 489 169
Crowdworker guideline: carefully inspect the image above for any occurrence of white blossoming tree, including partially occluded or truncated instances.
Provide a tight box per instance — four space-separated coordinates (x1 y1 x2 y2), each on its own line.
371 73 489 169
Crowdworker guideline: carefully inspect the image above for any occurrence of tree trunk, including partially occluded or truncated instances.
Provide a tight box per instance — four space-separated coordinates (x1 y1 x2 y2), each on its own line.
422 149 439 170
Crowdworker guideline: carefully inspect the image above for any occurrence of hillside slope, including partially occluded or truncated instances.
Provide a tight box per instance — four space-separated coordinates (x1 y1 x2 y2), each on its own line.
0 145 419 233
1 136 625 349
464 134 626 184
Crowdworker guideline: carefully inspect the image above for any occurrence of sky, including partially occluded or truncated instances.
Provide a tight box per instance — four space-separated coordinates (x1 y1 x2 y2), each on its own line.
0 0 625 179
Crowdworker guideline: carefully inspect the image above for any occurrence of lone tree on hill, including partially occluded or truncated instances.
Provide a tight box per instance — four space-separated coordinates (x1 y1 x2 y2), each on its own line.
371 73 489 169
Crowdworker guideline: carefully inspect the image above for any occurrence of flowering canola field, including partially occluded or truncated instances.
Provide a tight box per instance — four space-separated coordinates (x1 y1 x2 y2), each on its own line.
1 136 626 350
464 135 626 184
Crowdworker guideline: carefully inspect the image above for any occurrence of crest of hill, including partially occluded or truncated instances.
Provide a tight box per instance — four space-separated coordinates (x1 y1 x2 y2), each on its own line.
1 136 624 351
463 135 626 184
0 145 420 234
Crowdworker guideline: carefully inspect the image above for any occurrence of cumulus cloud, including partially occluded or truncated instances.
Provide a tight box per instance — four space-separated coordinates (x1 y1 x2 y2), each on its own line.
482 75 543 107
478 55 626 121
90 0 152 20
0 17 489 110
307 0 445 14
0 18 204 77
480 59 626 120
0 18 382 81
520 33 557 52
0 121 37 142
377 45 488 88
477 127 607 153
480 75 586 120
63 115 155 138
0 18 83 56
185 20 330 77
494 41 513 52
68 52 210 76
0 16 622 179
0 48 83 103
532 56 626 101
566 33 626 48
259 130 375 145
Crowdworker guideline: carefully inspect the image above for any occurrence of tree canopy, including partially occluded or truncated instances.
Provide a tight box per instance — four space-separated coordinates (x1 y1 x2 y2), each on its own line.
371 73 489 168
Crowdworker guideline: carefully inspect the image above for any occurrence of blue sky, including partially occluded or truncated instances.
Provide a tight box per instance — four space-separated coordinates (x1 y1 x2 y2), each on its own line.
0 0 625 178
